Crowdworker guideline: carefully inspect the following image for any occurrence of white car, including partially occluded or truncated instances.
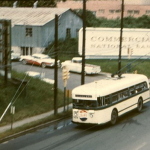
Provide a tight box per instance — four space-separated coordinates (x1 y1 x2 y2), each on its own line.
61 57 101 75
11 51 20 61
20 53 60 68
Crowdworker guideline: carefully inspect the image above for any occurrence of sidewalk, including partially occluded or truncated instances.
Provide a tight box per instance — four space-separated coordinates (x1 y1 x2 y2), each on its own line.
0 104 72 133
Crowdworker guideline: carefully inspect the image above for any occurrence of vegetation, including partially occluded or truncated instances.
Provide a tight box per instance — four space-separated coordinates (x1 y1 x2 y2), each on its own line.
86 59 150 78
0 70 66 127
0 0 57 7
44 38 79 61
74 9 150 28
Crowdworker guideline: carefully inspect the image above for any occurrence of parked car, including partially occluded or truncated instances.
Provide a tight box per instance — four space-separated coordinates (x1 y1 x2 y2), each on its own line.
61 57 101 75
11 51 20 61
20 53 60 68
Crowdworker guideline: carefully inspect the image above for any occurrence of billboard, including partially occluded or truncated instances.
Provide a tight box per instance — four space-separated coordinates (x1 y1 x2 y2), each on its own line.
78 28 150 58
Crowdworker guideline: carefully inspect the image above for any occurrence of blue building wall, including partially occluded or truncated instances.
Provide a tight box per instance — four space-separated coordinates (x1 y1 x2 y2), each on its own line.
11 9 82 54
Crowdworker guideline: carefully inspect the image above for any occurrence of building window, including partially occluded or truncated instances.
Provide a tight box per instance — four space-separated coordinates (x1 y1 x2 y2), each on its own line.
109 10 115 14
116 10 121 13
127 10 140 15
146 10 150 15
128 10 134 15
99 9 105 14
21 47 32 55
66 28 71 39
26 27 32 37
134 10 140 15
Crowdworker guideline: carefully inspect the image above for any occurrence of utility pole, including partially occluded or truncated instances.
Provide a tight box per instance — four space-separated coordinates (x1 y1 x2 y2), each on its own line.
81 0 86 85
0 20 11 84
118 0 124 77
54 14 58 115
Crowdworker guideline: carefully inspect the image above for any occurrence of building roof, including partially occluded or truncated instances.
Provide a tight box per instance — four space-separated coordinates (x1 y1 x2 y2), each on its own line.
0 7 70 26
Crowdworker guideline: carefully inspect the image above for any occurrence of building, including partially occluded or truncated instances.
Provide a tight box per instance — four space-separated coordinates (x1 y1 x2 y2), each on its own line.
57 0 150 19
0 7 83 55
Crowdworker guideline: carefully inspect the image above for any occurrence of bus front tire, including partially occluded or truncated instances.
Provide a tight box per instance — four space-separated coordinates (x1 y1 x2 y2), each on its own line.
137 98 143 112
111 109 118 125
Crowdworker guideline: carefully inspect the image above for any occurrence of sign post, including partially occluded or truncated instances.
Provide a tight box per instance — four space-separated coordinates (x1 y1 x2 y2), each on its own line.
10 105 15 130
62 66 70 112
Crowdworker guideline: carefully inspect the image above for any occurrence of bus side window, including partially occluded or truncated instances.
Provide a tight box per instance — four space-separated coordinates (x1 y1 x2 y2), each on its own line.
135 82 147 93
122 89 128 98
97 97 103 106
129 86 135 95
141 82 148 90
143 82 148 89
112 93 118 103
105 96 110 105
135 84 142 93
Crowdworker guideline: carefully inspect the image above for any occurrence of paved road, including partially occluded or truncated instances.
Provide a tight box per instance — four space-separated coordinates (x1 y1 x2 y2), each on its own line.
12 62 108 90
1 102 150 150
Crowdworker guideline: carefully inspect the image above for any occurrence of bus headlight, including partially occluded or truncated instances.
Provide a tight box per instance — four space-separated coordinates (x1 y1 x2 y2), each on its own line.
73 110 78 118
89 113 94 118
89 110 95 118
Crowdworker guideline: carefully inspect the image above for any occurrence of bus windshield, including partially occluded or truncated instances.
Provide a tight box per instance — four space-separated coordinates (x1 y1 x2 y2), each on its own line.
73 99 98 108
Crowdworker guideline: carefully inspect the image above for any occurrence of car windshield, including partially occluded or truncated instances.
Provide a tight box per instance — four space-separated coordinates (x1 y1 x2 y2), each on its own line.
41 56 50 59
33 55 50 59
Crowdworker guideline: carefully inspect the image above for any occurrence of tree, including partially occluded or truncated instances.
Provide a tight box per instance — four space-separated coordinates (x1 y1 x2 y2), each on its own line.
0 0 57 7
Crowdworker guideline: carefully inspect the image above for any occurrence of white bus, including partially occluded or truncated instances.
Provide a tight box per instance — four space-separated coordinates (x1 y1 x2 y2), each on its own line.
72 74 150 125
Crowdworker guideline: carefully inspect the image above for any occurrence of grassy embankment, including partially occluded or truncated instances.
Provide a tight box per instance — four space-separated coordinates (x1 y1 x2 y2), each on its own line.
0 71 65 127
86 59 150 78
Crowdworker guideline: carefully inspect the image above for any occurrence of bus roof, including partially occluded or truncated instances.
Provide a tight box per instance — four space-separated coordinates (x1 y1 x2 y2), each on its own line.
72 74 149 100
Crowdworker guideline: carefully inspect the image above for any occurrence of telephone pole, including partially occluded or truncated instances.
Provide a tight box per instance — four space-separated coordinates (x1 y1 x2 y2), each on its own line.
0 20 11 84
118 0 124 77
81 0 86 85
54 14 58 115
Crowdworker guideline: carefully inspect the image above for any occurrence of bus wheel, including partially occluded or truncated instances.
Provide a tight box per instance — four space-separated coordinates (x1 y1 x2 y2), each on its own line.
137 98 143 112
111 109 118 125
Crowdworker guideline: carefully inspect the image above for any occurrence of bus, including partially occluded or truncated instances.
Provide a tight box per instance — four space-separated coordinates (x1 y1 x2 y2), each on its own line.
72 74 150 125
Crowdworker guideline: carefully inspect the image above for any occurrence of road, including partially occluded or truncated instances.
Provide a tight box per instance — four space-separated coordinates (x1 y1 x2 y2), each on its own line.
12 62 108 90
0 102 150 150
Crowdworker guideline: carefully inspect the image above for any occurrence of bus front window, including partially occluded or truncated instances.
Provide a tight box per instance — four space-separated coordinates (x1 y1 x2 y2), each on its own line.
73 99 98 108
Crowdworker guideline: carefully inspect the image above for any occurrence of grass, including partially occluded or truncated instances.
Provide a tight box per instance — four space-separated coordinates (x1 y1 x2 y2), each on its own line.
0 70 68 127
85 59 150 78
